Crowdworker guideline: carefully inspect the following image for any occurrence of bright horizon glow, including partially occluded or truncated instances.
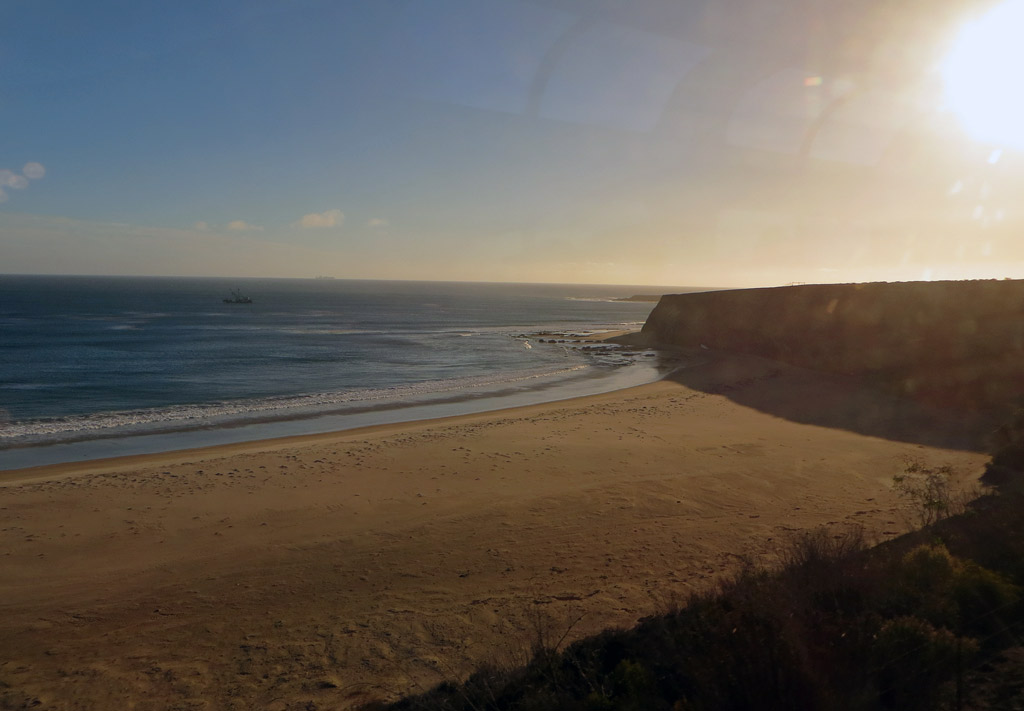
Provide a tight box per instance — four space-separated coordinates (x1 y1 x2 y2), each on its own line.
943 0 1024 150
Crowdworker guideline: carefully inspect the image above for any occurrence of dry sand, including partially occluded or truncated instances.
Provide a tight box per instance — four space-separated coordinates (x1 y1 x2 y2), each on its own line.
0 353 989 710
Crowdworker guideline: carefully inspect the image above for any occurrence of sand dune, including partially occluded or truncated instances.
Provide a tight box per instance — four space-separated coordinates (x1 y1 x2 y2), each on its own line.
0 354 988 710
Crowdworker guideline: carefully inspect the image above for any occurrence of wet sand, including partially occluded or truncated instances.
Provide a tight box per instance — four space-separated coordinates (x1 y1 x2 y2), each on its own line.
0 354 987 710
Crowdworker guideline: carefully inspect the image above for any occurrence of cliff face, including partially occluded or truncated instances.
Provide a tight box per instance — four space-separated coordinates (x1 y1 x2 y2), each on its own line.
643 281 1024 411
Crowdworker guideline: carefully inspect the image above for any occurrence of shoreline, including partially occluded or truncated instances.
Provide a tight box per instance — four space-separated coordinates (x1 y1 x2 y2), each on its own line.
0 351 990 709
0 332 674 473
0 375 670 484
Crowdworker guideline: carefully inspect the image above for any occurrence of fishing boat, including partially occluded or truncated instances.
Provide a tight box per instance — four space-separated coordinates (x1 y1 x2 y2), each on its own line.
223 288 253 304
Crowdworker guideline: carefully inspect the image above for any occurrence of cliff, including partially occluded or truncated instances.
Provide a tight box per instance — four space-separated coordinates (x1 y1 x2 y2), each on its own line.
643 280 1024 412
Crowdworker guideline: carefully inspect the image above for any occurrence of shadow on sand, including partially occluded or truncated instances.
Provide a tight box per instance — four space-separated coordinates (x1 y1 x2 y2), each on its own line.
657 349 993 454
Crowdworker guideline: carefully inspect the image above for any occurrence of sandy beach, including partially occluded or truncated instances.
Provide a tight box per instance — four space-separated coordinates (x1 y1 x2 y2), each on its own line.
0 353 989 710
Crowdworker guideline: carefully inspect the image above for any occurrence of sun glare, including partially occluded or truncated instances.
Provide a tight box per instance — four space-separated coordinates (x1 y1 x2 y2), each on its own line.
943 0 1024 150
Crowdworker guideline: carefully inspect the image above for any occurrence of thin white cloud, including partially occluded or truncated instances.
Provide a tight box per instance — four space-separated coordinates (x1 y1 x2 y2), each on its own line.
297 209 344 228
0 162 45 204
367 217 389 228
0 170 28 189
226 219 263 231
23 162 45 180
194 221 210 231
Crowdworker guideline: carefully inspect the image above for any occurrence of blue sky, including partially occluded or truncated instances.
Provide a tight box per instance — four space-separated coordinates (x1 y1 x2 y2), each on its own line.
2 0 1022 285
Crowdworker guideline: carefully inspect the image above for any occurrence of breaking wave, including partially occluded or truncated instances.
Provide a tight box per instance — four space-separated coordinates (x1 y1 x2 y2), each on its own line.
0 364 590 445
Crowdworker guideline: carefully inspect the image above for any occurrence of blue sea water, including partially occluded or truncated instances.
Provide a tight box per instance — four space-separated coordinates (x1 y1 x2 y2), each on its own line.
0 276 697 469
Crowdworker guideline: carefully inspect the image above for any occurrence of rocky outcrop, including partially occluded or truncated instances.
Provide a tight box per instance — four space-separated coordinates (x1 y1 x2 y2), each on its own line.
643 280 1024 411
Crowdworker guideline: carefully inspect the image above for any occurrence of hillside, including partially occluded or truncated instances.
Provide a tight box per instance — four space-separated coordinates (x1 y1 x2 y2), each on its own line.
642 280 1024 412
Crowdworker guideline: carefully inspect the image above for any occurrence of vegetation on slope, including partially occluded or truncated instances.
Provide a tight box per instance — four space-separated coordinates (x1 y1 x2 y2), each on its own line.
374 423 1024 710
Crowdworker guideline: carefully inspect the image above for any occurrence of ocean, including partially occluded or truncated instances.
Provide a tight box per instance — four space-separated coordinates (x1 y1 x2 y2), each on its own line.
0 276 696 470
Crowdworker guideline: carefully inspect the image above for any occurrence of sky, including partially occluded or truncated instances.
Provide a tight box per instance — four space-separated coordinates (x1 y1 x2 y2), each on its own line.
2 0 1023 287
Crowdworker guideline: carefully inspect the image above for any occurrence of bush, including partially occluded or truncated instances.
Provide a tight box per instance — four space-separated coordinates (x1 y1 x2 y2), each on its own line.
886 544 1018 629
872 616 975 711
892 462 969 527
779 525 868 572
952 561 1021 648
